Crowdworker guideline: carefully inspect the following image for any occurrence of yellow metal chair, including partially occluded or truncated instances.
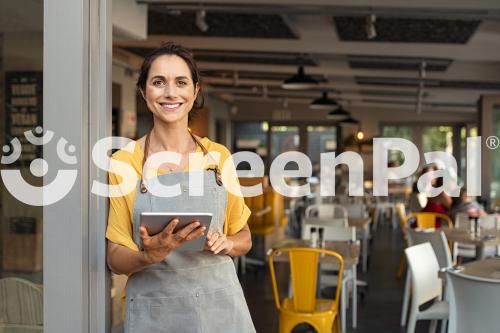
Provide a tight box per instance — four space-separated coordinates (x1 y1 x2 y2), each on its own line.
268 248 344 333
404 212 453 229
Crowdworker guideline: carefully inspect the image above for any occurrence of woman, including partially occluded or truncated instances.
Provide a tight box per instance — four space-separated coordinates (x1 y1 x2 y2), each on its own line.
421 177 452 227
449 187 486 220
106 42 255 333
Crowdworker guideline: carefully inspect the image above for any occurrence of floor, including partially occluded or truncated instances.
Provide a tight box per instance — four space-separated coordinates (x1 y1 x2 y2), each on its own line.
241 221 432 333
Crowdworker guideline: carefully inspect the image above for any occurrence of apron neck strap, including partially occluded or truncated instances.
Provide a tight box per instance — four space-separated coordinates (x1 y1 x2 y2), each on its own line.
140 129 216 193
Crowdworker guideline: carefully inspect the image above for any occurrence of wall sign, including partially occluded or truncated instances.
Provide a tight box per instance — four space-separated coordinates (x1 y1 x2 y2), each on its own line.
5 71 43 164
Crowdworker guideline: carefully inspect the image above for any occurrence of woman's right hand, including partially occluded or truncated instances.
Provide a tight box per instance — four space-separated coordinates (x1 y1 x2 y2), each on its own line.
139 219 206 264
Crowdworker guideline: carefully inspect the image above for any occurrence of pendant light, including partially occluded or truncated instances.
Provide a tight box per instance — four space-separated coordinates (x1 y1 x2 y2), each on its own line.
338 115 360 126
310 91 338 110
282 66 318 90
327 104 351 120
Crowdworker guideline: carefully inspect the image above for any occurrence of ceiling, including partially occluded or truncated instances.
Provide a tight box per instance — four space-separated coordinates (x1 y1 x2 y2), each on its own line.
114 0 500 116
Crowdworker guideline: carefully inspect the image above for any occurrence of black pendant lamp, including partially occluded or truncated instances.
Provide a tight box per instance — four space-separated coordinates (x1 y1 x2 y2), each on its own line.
282 66 318 90
338 115 360 126
310 91 338 110
327 105 351 119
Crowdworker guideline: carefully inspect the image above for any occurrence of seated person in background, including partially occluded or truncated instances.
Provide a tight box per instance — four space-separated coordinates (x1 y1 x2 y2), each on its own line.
412 164 437 193
421 177 452 227
449 187 487 220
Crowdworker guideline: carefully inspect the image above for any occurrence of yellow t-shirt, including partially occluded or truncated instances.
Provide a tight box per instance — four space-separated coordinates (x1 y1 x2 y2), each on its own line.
105 136 251 251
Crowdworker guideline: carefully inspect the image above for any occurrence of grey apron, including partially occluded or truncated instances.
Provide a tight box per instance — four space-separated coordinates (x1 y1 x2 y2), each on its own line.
124 152 255 333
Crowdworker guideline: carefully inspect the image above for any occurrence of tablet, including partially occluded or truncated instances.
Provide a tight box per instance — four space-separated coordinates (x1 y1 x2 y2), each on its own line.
140 212 212 252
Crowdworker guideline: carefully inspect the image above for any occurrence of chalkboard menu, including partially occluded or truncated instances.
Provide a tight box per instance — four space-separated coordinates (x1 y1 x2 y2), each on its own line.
5 71 43 163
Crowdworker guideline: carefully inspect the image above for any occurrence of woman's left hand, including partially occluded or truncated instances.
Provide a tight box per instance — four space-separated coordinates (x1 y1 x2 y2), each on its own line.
205 230 234 255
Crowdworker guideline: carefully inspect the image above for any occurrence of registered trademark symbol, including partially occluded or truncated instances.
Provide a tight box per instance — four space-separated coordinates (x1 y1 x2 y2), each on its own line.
486 136 500 149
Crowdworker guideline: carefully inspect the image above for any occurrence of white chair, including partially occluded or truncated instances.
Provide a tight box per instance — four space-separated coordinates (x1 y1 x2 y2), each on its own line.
302 224 356 333
401 230 452 328
447 270 500 333
304 204 348 229
305 204 347 219
0 278 43 332
404 243 449 333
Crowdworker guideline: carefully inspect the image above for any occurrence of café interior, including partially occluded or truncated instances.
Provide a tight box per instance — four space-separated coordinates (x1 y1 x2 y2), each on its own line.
1 0 500 332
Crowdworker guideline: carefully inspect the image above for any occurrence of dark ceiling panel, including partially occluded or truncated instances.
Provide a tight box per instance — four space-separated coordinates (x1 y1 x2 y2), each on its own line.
122 47 317 65
356 76 500 90
202 70 327 83
148 8 298 38
348 55 452 71
334 17 480 43
194 51 317 66
362 98 475 108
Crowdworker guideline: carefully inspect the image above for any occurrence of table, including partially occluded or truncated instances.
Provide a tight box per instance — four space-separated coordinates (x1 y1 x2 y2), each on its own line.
442 228 500 260
303 217 372 271
272 238 360 332
460 257 500 280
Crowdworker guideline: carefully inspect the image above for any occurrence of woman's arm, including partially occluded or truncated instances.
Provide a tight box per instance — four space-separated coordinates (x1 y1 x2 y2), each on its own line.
107 219 206 275
107 241 150 275
439 192 453 209
205 224 252 257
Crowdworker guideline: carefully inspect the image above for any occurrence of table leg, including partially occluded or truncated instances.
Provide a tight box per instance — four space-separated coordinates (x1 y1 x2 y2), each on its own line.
352 265 357 329
363 226 369 272
476 245 485 260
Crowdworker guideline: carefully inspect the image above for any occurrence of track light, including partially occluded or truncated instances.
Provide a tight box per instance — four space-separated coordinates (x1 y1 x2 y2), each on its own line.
365 14 377 40
196 9 209 32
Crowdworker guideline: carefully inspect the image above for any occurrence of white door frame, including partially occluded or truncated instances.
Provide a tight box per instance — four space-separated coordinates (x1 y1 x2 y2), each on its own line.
44 0 111 332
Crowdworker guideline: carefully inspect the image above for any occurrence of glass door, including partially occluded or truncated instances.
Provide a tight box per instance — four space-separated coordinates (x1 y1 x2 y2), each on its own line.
1 1 44 331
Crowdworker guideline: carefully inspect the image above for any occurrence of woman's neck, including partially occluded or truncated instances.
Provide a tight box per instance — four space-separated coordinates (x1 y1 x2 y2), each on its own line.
150 119 194 153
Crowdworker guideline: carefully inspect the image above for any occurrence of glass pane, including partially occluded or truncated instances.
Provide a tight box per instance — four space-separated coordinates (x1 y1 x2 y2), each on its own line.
270 125 299 165
491 106 500 202
307 125 336 169
381 126 412 165
422 126 453 154
233 122 268 157
0 1 44 331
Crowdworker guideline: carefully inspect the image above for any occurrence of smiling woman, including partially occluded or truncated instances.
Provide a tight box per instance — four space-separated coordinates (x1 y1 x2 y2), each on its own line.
106 42 256 333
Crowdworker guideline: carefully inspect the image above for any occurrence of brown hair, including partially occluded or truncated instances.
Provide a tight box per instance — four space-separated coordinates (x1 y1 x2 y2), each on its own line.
136 42 204 120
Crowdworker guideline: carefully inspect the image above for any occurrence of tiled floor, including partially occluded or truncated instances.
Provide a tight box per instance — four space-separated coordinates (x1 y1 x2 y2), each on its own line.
240 222 432 333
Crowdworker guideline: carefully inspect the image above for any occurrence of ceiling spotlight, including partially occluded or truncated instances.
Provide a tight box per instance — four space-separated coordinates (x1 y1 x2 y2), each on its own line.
356 130 365 141
196 9 209 32
310 91 338 110
365 14 377 40
282 66 318 90
327 105 351 120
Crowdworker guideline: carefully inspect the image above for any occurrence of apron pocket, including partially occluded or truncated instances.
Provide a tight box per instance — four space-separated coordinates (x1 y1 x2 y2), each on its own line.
128 296 200 333
198 285 255 333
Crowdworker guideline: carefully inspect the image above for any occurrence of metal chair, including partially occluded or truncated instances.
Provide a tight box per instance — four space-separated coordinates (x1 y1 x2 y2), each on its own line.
404 212 453 229
301 224 356 333
268 247 344 333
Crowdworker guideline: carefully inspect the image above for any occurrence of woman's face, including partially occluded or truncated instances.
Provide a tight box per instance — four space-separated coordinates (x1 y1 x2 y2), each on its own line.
142 55 199 125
